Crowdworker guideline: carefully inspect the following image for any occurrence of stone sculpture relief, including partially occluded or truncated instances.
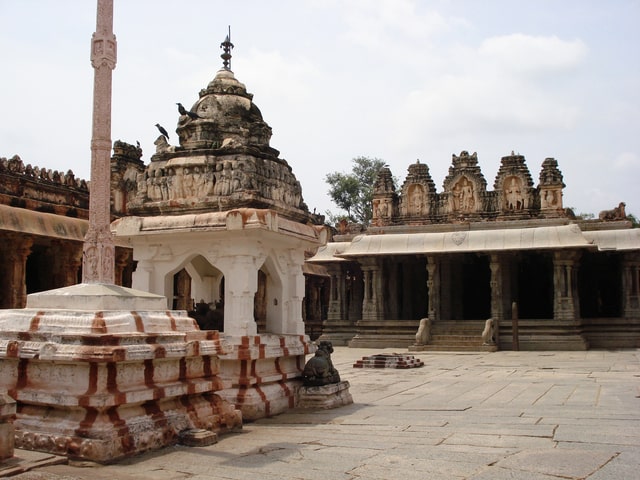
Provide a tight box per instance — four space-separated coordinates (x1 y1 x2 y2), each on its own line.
504 176 525 210
540 189 561 209
452 176 476 212
408 184 425 215
367 152 572 227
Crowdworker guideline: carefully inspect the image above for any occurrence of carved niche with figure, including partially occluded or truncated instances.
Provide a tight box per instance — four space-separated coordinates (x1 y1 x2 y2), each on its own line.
442 151 487 217
397 160 436 218
493 152 535 215
504 176 525 210
451 176 476 212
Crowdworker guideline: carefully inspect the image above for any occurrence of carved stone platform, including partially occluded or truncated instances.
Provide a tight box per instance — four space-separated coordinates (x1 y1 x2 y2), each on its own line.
0 285 242 463
217 334 314 421
353 353 424 369
297 381 353 409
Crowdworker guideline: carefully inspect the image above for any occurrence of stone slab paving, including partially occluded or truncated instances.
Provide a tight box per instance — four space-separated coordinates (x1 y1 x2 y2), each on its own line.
4 348 640 479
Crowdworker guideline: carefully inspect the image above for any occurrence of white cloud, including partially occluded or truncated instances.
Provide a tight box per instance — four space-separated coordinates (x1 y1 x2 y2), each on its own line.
236 49 322 105
389 33 586 150
613 152 640 170
479 34 588 75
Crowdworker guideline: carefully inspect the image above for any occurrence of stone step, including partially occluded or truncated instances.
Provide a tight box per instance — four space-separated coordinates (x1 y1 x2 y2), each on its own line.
418 344 498 352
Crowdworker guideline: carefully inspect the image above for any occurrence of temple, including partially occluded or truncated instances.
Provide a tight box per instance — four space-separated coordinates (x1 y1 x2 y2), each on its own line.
0 11 330 461
308 152 640 350
0 0 638 466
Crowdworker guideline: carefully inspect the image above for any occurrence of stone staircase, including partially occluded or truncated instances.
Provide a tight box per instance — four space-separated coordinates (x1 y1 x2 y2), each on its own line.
409 320 498 352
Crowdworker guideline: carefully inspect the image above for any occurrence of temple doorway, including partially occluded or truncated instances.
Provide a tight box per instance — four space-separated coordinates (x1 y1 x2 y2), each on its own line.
579 252 622 318
516 252 553 319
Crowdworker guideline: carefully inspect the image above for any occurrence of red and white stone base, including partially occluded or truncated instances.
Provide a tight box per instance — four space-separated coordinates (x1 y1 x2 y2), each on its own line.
0 303 242 463
217 334 314 420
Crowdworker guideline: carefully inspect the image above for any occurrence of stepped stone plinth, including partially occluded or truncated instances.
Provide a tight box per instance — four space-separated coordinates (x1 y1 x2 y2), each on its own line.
297 381 353 409
0 284 242 463
217 334 314 420
353 353 424 369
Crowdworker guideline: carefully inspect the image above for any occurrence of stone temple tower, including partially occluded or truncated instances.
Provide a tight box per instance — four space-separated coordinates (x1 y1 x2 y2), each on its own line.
127 35 318 225
113 33 328 421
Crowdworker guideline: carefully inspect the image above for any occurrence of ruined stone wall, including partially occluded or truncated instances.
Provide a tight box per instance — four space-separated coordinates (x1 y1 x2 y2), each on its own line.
0 155 89 219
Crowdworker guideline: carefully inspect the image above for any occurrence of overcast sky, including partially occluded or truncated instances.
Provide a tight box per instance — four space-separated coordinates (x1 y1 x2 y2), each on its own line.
1 0 638 219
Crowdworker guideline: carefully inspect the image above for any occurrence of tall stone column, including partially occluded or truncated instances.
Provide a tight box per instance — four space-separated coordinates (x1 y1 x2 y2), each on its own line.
51 241 83 288
426 256 440 322
361 258 383 321
347 266 363 321
82 0 117 284
553 251 581 321
622 252 640 318
326 264 344 322
5 234 33 309
489 254 504 322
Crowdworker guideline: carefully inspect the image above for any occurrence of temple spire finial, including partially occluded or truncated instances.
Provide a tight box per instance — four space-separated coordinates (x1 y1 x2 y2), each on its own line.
220 25 234 70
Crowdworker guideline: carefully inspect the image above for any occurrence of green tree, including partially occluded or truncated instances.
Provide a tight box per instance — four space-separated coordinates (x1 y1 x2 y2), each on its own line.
325 156 386 226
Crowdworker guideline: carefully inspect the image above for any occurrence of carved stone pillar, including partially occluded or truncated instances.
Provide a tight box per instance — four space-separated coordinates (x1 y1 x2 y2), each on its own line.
553 250 581 320
361 258 383 321
216 255 259 337
83 0 117 284
51 241 82 288
4 234 34 309
489 254 504 348
282 250 306 335
346 265 363 322
326 264 345 322
318 263 359 346
426 256 440 322
622 252 640 318
489 254 504 322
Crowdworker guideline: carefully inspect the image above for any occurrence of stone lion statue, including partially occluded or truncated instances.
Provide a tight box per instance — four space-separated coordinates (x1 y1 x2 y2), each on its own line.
302 341 341 386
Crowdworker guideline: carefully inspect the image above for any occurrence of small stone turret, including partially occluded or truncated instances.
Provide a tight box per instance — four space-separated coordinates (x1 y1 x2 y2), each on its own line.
371 166 397 226
538 157 565 213
398 160 436 220
493 152 535 216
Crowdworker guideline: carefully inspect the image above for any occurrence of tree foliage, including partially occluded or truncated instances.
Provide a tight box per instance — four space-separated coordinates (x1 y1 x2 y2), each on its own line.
325 156 386 226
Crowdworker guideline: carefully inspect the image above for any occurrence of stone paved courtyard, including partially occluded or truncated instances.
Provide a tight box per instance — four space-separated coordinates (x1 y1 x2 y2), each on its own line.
4 347 640 479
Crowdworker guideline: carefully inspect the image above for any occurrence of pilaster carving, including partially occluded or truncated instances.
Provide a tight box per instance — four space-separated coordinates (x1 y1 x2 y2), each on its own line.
553 250 581 320
622 252 640 318
426 256 440 322
360 258 384 321
3 234 34 308
489 254 504 322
